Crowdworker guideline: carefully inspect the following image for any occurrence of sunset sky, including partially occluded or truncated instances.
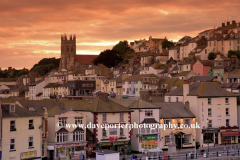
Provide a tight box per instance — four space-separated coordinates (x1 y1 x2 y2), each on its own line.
1 0 240 69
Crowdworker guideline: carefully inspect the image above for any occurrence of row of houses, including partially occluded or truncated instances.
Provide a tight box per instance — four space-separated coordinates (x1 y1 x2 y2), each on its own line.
1 79 240 159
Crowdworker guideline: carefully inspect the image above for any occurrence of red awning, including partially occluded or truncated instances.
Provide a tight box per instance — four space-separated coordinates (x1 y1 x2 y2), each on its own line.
221 132 240 137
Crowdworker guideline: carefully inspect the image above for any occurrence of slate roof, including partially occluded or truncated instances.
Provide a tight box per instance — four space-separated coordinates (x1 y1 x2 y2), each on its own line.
141 118 158 124
154 102 195 118
29 79 44 86
73 127 84 132
2 105 41 118
189 76 217 82
166 82 236 97
175 71 192 76
44 83 60 88
228 69 240 78
157 78 183 91
65 97 133 113
17 100 60 116
129 100 160 109
75 55 98 64
57 128 69 133
123 74 157 82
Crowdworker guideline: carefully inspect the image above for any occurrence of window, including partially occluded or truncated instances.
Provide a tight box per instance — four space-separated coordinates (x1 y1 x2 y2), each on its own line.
29 119 34 129
146 128 150 134
205 49 207 54
164 120 172 129
209 42 211 46
29 136 34 148
57 132 68 142
226 119 230 126
10 105 15 112
208 120 212 128
109 128 117 135
122 81 125 85
222 47 224 51
128 81 131 84
145 110 153 116
184 119 191 126
75 118 82 125
120 127 124 135
198 66 200 70
176 97 179 102
59 118 67 127
102 114 107 122
73 131 84 141
10 121 16 131
226 108 229 116
208 98 211 105
120 113 124 121
141 128 145 134
168 97 171 102
183 135 190 144
165 136 170 145
102 128 107 137
123 88 125 92
229 41 231 46
208 108 212 116
225 98 229 104
10 138 15 150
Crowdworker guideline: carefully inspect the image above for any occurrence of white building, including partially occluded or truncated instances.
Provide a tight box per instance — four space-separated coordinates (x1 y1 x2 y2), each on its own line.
29 79 45 100
165 81 238 147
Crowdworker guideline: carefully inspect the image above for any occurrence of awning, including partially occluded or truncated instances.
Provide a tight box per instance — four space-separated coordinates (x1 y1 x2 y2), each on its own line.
221 132 240 137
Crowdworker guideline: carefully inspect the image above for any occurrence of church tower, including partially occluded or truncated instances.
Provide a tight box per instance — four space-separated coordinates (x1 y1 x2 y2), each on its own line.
60 34 76 70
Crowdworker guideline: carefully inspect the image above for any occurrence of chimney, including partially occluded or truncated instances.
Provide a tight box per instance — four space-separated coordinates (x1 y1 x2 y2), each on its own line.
227 21 230 26
98 92 108 102
183 80 189 103
185 101 189 110
222 23 225 27
232 20 236 24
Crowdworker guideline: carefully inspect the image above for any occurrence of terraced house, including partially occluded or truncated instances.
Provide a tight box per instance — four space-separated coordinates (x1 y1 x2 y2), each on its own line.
165 81 238 147
1 100 42 160
122 74 158 97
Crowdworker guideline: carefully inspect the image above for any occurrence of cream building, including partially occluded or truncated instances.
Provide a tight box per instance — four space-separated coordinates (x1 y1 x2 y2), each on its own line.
165 81 238 147
1 102 42 160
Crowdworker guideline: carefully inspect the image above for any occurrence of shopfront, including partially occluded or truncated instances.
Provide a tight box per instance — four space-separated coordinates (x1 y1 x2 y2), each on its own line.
140 135 159 151
220 126 239 145
55 142 87 159
202 128 219 147
96 141 131 155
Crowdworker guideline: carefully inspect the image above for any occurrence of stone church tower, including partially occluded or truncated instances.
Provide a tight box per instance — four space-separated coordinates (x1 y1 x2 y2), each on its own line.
59 34 76 70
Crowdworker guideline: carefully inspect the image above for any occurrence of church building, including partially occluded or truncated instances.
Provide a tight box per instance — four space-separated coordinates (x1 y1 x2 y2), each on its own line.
59 34 98 70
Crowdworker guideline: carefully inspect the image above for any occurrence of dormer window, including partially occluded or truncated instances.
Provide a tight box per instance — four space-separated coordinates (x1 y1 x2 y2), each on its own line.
10 104 15 112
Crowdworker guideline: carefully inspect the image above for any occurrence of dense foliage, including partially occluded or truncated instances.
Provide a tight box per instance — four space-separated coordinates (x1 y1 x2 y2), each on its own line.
92 49 123 67
208 52 217 60
228 50 240 59
162 39 175 49
112 41 134 56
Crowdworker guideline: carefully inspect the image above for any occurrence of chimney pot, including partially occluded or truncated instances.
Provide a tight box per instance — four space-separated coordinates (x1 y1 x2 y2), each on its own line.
227 21 230 26
232 20 236 24
222 23 225 27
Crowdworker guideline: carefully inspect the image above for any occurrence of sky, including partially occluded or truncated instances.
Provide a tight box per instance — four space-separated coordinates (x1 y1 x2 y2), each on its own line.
1 0 240 69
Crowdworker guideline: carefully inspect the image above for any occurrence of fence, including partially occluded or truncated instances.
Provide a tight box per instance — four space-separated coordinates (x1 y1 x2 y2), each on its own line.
120 150 240 160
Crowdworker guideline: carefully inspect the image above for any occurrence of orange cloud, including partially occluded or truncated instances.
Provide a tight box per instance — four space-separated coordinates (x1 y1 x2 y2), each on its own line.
0 0 240 69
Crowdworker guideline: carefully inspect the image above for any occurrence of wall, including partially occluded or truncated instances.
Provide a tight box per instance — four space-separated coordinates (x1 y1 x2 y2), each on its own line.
2 116 42 160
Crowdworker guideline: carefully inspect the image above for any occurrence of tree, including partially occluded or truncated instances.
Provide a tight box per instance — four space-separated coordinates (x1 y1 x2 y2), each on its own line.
30 57 60 71
92 49 122 68
228 50 240 59
112 41 134 56
162 39 174 49
15 70 29 77
208 52 217 60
